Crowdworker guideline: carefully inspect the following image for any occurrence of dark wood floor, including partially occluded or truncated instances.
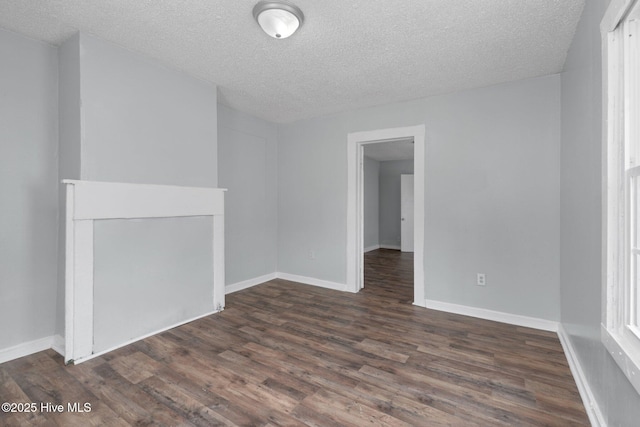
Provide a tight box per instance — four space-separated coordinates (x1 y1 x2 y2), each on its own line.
364 248 414 304
0 249 588 426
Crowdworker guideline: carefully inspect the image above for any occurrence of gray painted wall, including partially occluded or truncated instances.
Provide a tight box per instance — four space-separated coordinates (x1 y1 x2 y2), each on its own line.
218 104 278 285
363 156 380 249
379 160 414 248
0 29 58 349
80 34 217 187
57 33 219 345
278 74 561 320
560 0 640 423
278 117 347 283
93 217 212 352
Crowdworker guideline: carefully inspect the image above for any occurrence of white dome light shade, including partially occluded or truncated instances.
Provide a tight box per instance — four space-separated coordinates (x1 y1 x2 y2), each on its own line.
253 1 304 39
257 9 299 38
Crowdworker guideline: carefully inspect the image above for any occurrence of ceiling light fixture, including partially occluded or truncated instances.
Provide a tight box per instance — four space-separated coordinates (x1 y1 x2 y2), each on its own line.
253 1 304 39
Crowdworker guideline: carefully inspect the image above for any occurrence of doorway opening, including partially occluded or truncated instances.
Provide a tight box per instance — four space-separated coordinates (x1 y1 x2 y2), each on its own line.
364 248 414 303
346 125 425 306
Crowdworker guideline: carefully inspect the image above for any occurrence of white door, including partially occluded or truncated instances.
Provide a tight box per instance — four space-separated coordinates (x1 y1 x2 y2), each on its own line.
401 174 414 252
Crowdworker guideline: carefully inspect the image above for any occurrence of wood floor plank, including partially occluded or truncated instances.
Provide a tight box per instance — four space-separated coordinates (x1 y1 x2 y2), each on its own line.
0 249 588 425
300 388 413 427
137 375 232 427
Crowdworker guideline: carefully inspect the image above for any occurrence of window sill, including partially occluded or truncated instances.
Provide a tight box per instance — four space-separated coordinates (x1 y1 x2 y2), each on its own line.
602 324 640 394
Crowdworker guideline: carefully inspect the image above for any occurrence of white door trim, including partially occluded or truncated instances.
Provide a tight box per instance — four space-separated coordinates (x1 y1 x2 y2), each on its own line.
400 174 415 253
346 125 426 306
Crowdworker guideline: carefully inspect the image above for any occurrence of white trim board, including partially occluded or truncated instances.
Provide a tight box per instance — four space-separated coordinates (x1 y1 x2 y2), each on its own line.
227 272 347 294
227 272 346 295
62 179 225 219
277 272 346 292
0 337 55 364
424 299 559 332
601 0 636 32
380 244 401 250
226 273 277 294
365 244 402 251
558 325 606 427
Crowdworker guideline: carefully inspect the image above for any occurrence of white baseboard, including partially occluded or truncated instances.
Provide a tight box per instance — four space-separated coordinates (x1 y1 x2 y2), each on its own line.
226 273 277 294
380 244 401 250
277 272 347 292
424 299 558 332
0 336 54 364
3 272 277 365
225 271 349 294
364 244 380 253
52 334 65 357
557 325 605 427
0 272 343 365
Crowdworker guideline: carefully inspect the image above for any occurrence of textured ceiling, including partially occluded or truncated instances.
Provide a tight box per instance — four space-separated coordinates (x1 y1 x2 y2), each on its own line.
0 0 585 123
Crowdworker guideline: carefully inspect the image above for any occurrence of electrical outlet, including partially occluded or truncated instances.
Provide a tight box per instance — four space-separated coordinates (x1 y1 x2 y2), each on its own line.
476 273 486 286
309 250 316 260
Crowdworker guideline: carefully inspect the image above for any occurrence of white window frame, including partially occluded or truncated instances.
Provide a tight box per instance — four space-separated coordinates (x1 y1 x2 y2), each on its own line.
602 0 640 395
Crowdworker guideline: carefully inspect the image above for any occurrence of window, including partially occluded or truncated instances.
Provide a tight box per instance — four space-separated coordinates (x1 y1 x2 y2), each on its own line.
603 0 640 395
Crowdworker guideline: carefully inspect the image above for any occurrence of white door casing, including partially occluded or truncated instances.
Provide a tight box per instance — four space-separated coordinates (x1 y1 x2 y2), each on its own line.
347 125 425 306
401 174 415 252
